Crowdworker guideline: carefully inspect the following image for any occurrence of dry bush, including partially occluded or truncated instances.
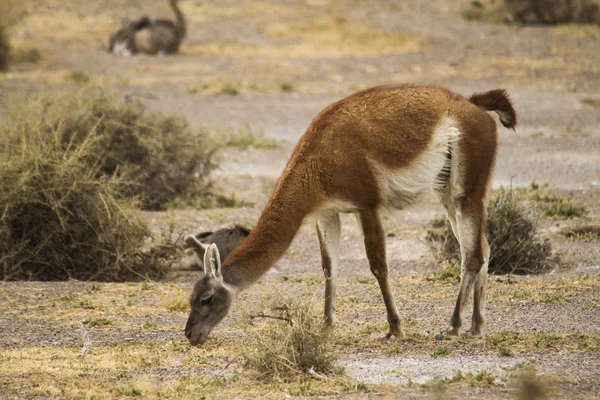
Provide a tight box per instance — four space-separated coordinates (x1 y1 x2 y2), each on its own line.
243 300 341 382
426 190 553 275
0 0 29 71
0 124 172 281
4 88 220 210
0 25 8 71
504 0 600 24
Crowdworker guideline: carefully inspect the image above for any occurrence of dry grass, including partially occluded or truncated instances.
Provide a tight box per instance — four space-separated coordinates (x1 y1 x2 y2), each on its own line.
563 225 600 242
504 0 600 25
2 87 220 210
0 120 153 281
186 13 422 59
1 275 599 398
243 299 341 381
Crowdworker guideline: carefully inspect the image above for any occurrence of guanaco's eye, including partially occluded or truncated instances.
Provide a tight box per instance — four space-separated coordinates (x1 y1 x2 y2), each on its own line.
199 294 214 305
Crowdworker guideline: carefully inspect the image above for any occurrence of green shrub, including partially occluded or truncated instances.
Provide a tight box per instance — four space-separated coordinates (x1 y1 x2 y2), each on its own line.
243 301 341 381
2 88 220 210
426 190 553 275
504 0 600 25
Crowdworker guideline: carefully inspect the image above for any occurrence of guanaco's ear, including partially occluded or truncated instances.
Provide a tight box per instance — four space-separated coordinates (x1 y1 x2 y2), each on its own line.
184 235 209 273
205 243 222 280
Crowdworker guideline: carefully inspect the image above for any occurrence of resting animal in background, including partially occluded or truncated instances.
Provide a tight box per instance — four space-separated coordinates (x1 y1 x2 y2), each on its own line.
108 0 186 56
184 226 251 270
184 84 517 346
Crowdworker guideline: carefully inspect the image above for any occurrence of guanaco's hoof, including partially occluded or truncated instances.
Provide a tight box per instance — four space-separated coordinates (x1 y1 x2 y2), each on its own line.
381 332 404 342
461 330 482 339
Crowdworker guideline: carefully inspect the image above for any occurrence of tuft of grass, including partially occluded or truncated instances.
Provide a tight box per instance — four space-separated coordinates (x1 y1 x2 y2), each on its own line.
82 317 111 327
462 8 485 20
162 294 189 313
68 70 90 84
431 261 461 283
167 193 254 210
430 346 450 358
243 300 342 381
280 81 295 92
498 344 513 357
219 82 239 96
444 370 466 384
10 46 41 64
220 124 280 150
426 189 554 275
564 226 600 242
473 370 495 386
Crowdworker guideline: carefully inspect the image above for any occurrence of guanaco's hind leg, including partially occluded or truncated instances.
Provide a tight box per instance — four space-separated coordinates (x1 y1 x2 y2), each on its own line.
358 209 404 339
316 212 341 326
437 194 488 338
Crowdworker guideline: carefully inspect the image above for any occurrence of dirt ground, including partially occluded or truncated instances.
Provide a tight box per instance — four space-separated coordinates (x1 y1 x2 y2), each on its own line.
1 0 599 399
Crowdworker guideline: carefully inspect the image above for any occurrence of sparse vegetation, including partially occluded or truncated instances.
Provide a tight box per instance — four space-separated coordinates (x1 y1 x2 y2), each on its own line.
280 81 295 92
536 196 587 219
564 225 600 242
220 82 240 96
167 192 254 210
473 370 495 386
243 301 341 381
83 317 111 327
68 70 91 83
427 189 554 275
10 46 41 64
430 346 451 358
221 124 280 150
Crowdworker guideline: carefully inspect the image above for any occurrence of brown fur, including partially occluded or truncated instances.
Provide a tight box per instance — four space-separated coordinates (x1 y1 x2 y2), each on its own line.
108 0 186 56
185 84 517 345
184 226 250 270
469 89 517 129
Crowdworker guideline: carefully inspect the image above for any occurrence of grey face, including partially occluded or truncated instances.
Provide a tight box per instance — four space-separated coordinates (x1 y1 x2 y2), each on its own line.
184 243 234 346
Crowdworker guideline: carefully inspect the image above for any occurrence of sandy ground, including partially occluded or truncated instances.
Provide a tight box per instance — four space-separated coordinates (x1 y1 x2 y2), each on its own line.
1 0 599 399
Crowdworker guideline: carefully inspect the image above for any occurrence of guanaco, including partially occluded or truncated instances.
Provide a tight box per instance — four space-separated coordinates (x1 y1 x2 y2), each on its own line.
184 226 251 270
185 84 516 346
108 0 186 56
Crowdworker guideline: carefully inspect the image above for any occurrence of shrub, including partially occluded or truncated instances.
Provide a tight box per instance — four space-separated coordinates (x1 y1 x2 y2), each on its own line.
504 0 600 25
0 24 8 71
0 123 172 281
2 88 219 210
426 190 553 275
243 301 341 381
0 0 29 71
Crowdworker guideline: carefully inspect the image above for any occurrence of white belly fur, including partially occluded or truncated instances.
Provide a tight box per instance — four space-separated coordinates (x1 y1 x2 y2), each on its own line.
315 116 461 216
371 116 460 210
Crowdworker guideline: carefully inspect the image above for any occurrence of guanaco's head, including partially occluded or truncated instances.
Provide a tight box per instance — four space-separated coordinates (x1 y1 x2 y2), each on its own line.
185 243 234 346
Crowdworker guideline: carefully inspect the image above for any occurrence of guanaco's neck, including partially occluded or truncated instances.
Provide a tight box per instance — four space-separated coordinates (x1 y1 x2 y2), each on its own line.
169 0 186 38
222 161 319 291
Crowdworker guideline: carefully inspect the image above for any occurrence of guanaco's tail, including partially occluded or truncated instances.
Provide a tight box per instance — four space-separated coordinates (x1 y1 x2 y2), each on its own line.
469 89 517 130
